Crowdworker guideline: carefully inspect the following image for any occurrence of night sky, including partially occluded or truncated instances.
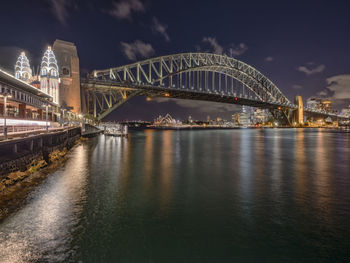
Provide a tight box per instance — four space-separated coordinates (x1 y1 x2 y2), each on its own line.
0 0 349 121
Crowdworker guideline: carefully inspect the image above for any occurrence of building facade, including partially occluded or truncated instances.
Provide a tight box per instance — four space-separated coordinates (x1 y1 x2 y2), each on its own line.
53 39 81 113
15 52 32 82
40 46 60 104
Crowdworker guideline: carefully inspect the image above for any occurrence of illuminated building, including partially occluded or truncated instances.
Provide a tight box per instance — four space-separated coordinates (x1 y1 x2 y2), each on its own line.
53 39 81 112
239 106 250 126
293 95 304 124
307 97 332 112
341 106 350 117
253 108 268 124
188 115 193 123
321 99 332 111
306 97 318 110
40 46 60 104
232 113 240 124
15 52 32 82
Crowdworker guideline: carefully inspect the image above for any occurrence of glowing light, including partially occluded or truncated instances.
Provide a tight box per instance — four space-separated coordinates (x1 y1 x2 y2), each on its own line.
0 94 12 98
146 97 152 101
40 47 60 103
164 93 170 97
15 51 32 82
0 119 50 126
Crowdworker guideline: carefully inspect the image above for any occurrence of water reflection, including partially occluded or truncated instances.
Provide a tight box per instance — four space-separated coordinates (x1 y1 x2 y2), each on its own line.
295 129 307 204
0 145 89 262
0 129 349 262
314 130 333 221
159 130 174 212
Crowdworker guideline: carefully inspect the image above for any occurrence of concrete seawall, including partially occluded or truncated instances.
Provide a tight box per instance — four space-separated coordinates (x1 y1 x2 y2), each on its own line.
0 127 81 179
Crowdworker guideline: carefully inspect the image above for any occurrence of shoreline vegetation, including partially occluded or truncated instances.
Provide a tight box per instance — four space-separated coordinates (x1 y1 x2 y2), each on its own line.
0 140 82 221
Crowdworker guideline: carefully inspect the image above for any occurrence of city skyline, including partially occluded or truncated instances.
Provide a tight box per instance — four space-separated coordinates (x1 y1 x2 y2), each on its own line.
0 0 349 120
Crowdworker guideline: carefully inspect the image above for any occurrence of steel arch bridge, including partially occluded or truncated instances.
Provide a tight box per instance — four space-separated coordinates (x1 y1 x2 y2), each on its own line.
81 52 297 121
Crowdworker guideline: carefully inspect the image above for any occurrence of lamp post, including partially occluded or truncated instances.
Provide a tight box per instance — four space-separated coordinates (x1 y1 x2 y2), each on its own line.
43 103 49 132
1 92 12 140
61 109 66 127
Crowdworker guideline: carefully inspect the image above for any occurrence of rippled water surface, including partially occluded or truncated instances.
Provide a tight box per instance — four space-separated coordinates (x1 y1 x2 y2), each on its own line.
0 129 350 262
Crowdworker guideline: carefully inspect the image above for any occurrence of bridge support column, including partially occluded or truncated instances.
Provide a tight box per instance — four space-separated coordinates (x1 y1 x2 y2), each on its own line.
293 95 304 125
93 93 97 118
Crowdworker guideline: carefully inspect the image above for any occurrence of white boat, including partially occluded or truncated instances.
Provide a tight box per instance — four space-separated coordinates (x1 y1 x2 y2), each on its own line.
104 124 128 137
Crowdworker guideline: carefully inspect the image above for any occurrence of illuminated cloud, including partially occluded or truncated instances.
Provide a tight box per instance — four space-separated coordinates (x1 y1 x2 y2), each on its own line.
265 56 274 62
316 90 328 97
108 0 144 20
297 63 325 75
47 0 76 25
313 74 350 107
151 17 170 42
202 37 224 55
292 84 303 89
202 37 248 57
120 40 155 60
326 74 350 100
228 43 248 57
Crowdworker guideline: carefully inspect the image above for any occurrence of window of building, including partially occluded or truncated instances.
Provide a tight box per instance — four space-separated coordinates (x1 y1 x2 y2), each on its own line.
62 67 70 76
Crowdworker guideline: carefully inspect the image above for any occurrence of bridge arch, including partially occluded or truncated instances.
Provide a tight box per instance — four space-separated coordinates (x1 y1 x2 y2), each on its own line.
82 53 293 120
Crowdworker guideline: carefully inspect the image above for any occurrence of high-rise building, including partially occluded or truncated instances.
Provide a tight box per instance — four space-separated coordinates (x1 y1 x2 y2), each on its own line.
307 97 333 112
53 39 81 113
232 113 240 124
239 106 250 126
15 52 32 83
40 46 60 104
341 106 350 117
306 97 318 110
253 108 268 124
321 99 332 111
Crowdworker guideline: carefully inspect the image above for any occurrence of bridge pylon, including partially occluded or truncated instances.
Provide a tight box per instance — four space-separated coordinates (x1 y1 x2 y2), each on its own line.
292 95 304 125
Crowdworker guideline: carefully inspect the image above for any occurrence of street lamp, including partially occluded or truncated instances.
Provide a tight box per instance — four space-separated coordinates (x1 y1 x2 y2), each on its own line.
61 108 66 127
1 92 12 140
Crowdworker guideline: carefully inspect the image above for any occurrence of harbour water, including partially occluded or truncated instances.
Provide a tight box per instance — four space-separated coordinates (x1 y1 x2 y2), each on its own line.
0 129 349 262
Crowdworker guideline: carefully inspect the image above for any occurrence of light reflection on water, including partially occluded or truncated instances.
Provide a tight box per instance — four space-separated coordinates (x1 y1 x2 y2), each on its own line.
0 129 349 262
0 144 89 262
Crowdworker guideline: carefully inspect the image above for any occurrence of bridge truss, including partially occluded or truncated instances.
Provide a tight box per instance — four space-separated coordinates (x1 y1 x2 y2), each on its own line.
81 53 298 121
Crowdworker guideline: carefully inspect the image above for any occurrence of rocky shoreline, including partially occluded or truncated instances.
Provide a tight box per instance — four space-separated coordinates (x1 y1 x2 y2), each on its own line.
0 138 81 221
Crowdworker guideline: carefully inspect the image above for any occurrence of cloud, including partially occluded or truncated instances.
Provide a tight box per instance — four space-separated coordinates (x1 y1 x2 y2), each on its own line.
326 74 350 100
120 40 155 60
312 74 350 107
154 97 240 113
297 63 326 75
316 90 329 97
47 0 75 25
228 43 248 57
292 84 303 89
108 0 144 20
202 37 248 57
265 56 274 62
202 37 224 55
151 17 170 42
